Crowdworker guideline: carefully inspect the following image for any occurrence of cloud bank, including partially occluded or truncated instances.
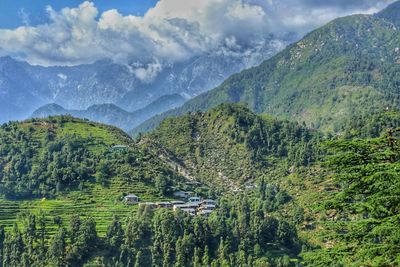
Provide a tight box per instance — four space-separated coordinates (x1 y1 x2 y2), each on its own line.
0 0 395 81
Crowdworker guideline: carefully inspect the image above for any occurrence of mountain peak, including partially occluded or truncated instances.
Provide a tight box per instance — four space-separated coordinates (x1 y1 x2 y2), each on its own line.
376 1 400 25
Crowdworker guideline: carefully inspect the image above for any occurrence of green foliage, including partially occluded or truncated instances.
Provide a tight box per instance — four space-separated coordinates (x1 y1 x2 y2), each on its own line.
0 192 300 267
0 116 182 199
142 104 319 188
318 132 400 265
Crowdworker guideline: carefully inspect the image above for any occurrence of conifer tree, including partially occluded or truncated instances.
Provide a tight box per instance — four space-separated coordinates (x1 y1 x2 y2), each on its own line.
48 227 66 267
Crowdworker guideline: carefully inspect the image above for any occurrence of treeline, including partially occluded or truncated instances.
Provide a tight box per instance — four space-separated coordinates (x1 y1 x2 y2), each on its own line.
0 191 300 267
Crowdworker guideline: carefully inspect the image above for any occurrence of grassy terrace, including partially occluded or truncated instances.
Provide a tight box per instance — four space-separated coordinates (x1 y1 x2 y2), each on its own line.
0 177 171 236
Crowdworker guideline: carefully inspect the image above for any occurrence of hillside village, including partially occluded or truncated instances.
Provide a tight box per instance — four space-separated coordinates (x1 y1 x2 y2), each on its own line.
123 192 217 216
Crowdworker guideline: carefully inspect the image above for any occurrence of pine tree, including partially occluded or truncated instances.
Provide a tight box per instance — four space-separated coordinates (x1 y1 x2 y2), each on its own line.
202 246 210 267
3 224 24 267
48 227 66 267
193 247 202 267
37 211 47 264
174 237 184 267
106 216 124 255
23 214 36 265
69 214 81 244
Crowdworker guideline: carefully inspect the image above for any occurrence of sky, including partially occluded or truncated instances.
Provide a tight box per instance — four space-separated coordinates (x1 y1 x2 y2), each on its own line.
0 0 396 81
0 0 159 28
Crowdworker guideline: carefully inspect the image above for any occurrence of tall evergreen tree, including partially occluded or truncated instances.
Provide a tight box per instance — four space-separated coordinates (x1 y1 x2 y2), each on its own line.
48 227 66 267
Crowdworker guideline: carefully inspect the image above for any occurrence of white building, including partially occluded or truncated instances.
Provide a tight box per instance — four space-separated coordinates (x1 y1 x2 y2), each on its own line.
124 194 139 204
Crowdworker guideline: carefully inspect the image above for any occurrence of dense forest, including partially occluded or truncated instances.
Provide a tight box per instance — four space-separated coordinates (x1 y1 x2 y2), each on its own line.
0 186 300 267
0 105 399 266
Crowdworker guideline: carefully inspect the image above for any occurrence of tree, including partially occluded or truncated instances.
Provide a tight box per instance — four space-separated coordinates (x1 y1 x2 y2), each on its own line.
23 214 37 265
202 246 210 267
69 215 81 244
3 224 24 267
106 216 124 255
48 227 66 267
67 217 98 265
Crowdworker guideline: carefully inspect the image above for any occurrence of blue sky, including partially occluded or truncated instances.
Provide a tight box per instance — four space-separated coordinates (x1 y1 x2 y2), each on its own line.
0 0 159 28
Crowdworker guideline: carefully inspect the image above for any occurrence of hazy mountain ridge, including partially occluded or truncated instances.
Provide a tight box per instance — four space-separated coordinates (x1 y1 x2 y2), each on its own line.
32 94 186 131
0 39 288 124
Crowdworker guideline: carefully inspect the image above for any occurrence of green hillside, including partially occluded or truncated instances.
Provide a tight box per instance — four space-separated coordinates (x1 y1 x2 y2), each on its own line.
140 104 319 190
140 104 400 266
1 108 400 266
0 116 183 234
131 2 400 136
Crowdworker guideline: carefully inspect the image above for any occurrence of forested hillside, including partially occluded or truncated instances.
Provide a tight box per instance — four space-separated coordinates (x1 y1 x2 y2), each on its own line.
140 104 320 190
0 115 302 266
0 116 181 199
0 116 187 235
0 107 400 266
139 104 400 266
131 2 400 136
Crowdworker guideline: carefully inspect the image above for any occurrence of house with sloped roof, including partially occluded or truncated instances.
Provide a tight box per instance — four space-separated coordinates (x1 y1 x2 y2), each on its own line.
124 194 139 204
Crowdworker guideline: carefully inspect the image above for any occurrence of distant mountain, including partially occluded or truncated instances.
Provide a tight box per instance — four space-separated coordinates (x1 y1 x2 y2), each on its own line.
32 94 186 131
131 2 400 136
0 38 288 123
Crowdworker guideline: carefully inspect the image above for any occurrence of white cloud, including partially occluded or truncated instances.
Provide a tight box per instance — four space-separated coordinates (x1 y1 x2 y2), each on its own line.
132 61 163 84
0 0 395 81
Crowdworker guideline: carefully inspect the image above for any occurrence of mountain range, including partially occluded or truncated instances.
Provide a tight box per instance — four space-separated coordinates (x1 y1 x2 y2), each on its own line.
132 1 400 136
0 38 288 124
31 94 186 131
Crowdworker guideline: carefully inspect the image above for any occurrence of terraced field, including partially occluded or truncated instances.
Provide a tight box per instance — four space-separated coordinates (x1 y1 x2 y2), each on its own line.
0 117 178 236
0 177 172 236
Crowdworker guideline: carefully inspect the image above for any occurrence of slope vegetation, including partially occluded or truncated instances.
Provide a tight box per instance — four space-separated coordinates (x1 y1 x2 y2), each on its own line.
140 104 319 190
0 116 182 234
132 2 400 136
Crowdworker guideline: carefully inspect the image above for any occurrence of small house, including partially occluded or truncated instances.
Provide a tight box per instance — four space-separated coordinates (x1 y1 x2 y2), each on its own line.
188 196 201 203
181 208 196 216
173 204 189 212
186 202 201 209
124 194 139 205
173 191 192 199
173 204 196 215
198 209 213 217
199 204 216 211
